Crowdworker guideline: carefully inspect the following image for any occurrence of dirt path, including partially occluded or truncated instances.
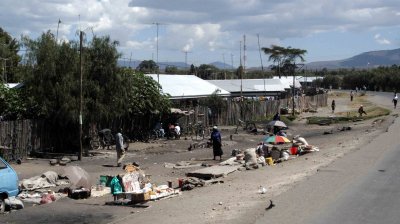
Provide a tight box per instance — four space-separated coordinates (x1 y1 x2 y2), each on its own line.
2 91 398 224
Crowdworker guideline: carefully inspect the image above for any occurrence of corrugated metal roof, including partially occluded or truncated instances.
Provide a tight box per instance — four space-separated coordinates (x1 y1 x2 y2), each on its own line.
296 76 323 83
4 83 24 89
208 79 286 92
147 74 230 99
272 76 302 89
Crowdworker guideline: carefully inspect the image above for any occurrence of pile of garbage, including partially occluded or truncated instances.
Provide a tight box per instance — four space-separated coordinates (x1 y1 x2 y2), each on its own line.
106 164 180 204
17 166 93 207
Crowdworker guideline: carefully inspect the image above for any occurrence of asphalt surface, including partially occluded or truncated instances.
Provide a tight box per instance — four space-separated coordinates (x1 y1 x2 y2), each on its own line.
311 141 400 224
1 90 397 224
255 91 400 224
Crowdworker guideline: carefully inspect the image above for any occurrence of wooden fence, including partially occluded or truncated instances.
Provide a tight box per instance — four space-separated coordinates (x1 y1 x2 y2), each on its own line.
177 93 328 131
0 94 327 160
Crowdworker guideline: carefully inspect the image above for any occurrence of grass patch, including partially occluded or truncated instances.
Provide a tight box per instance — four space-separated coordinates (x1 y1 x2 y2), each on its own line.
307 106 391 125
328 91 348 98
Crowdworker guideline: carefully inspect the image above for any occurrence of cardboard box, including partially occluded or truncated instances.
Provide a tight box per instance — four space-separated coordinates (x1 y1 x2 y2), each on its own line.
130 192 150 203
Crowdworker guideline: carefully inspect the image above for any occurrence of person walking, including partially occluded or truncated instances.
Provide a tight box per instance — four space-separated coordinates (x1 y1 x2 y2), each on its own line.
211 126 223 161
393 93 398 109
115 128 125 167
331 99 336 113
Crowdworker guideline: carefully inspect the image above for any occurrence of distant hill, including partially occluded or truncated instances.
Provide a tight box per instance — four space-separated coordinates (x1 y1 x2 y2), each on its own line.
210 61 233 69
117 59 232 70
307 48 400 69
119 49 400 71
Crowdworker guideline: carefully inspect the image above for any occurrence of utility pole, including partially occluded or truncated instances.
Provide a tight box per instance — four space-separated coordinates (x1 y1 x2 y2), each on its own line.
1 58 9 83
56 19 61 44
257 34 266 96
152 22 166 85
243 35 246 78
231 53 234 79
222 53 226 79
129 52 132 68
183 50 191 71
79 31 83 161
292 67 295 116
239 41 243 99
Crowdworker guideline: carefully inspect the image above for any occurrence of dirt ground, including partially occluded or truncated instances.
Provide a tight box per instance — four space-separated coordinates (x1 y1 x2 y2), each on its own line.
2 90 399 224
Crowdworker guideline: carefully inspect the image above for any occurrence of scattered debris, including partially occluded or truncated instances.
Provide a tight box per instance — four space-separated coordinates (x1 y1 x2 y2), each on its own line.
265 200 275 210
186 165 239 179
20 171 68 191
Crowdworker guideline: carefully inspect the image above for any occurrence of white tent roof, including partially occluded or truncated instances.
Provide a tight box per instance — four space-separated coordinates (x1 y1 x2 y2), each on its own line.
272 76 302 89
147 74 230 99
208 79 286 93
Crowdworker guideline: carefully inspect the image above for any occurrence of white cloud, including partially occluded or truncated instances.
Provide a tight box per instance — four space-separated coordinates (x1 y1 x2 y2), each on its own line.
374 33 391 45
1 0 400 65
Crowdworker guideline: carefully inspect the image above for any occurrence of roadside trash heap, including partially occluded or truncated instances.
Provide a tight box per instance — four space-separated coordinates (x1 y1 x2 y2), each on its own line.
104 164 180 205
18 166 93 207
18 171 70 205
160 134 320 194
228 135 320 168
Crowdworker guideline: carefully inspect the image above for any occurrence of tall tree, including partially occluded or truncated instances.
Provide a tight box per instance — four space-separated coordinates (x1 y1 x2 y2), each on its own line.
262 45 286 78
165 65 178 74
136 60 158 73
189 64 196 75
197 64 218 79
0 27 21 82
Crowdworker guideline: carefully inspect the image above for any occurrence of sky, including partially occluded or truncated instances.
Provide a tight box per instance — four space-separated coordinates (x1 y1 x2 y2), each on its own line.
1 0 400 68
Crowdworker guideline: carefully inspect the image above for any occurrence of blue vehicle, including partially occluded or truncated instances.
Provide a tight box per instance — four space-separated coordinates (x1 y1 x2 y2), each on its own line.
0 156 19 213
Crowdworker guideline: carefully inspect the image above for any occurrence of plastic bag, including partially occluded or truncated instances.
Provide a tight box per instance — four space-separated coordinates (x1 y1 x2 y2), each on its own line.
110 176 123 195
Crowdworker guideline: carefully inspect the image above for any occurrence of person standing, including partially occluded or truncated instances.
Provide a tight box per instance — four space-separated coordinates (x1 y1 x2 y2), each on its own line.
331 99 336 113
211 126 223 161
174 123 181 139
350 91 354 101
393 93 398 109
115 128 125 167
273 112 280 121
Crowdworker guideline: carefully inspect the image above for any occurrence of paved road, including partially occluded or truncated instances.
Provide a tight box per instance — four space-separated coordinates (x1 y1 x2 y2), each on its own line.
310 142 400 224
256 91 400 224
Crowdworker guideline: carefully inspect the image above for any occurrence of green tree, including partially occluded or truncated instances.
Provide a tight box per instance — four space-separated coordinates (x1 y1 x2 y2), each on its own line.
321 75 341 89
197 64 219 79
200 89 226 125
0 27 21 82
189 64 196 75
0 84 27 120
22 31 81 151
262 45 286 78
136 60 158 73
165 65 178 74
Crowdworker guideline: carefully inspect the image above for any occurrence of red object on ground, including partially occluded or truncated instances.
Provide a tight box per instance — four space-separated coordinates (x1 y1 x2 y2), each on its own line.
178 179 183 188
290 146 298 155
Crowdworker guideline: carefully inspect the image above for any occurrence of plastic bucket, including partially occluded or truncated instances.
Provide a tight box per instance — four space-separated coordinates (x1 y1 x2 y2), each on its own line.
290 146 298 155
